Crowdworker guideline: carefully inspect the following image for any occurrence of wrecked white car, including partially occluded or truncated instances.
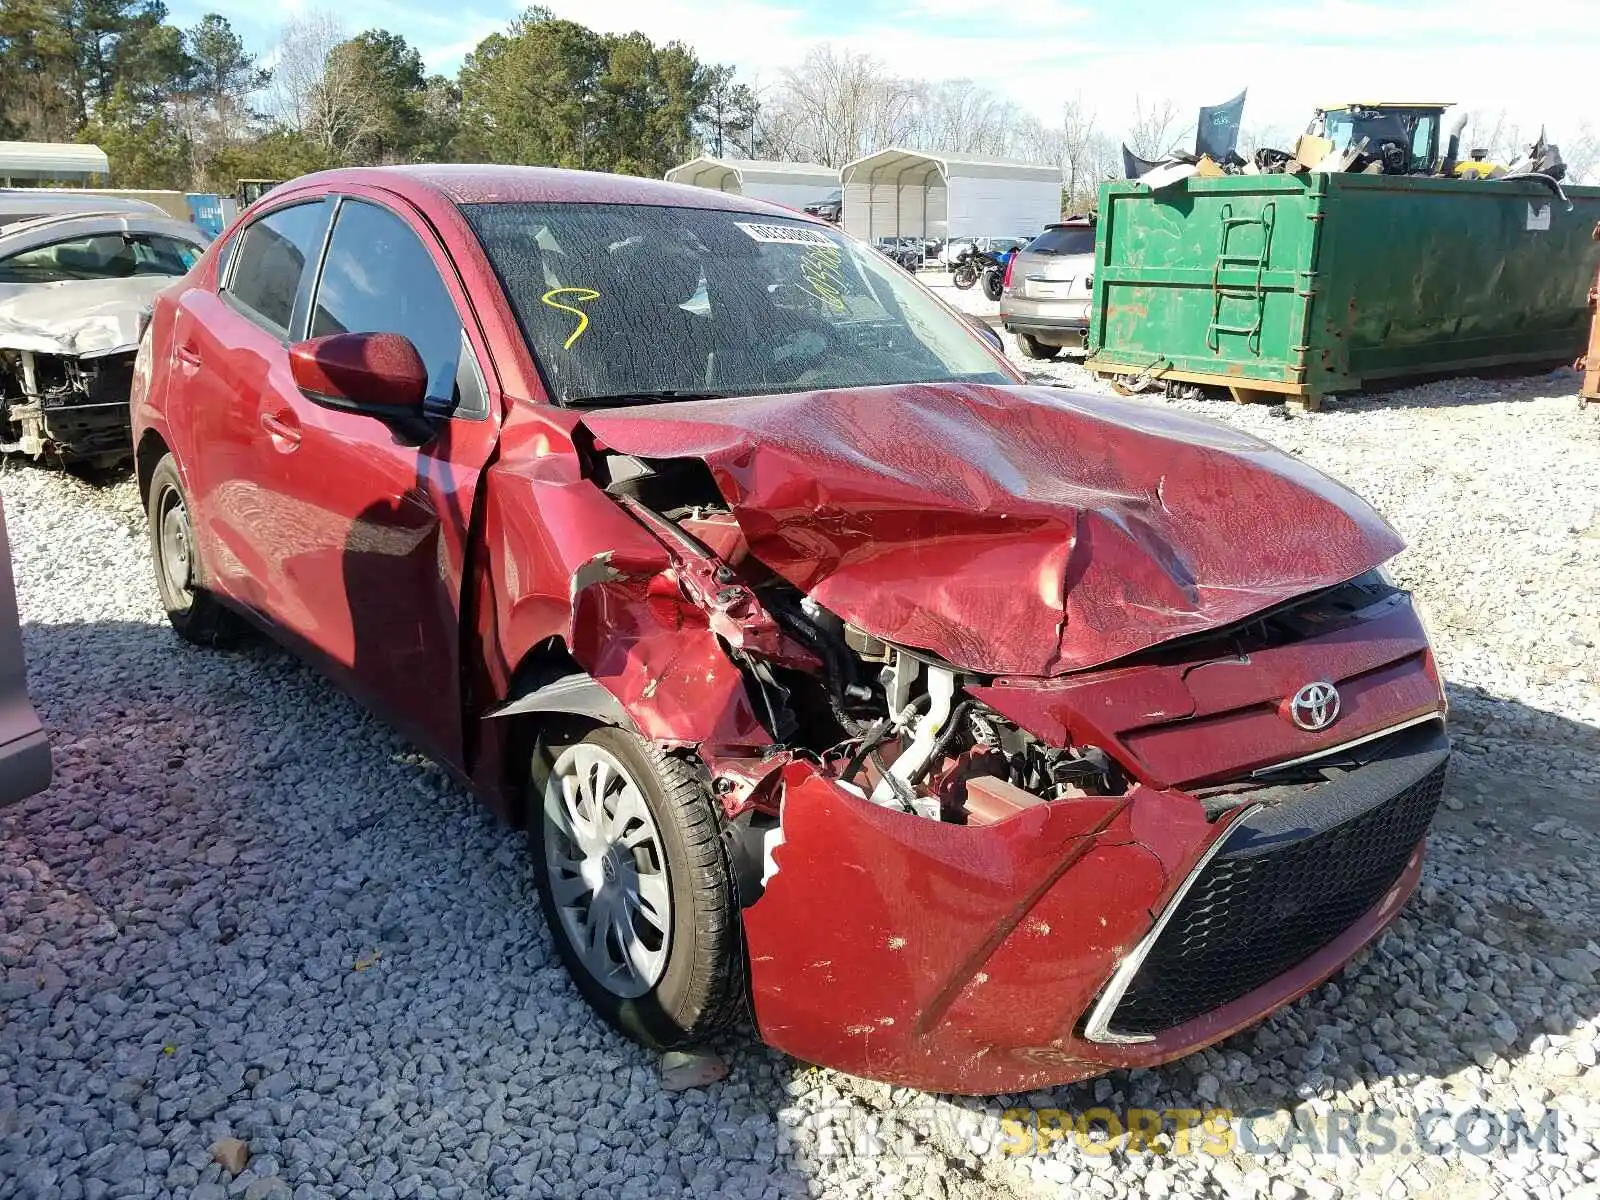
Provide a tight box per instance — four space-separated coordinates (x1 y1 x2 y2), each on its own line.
0 211 206 466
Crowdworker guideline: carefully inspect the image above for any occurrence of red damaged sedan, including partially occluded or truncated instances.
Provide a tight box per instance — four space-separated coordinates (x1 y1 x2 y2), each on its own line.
131 166 1449 1094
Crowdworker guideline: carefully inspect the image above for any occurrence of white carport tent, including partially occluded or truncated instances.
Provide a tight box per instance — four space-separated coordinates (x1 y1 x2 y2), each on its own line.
0 141 110 185
839 148 1061 243
664 157 837 210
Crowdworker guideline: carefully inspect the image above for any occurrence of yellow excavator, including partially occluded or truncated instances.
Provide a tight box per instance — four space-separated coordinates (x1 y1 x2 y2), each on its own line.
1307 103 1505 177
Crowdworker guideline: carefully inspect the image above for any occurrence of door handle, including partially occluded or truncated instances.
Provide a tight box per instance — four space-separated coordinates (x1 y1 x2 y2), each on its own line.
260 411 302 450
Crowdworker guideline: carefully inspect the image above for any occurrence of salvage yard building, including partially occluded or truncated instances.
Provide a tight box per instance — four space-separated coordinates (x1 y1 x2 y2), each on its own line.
664 157 838 210
839 148 1061 243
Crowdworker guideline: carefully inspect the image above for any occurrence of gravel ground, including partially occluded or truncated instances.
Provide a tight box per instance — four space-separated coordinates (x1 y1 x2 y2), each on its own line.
0 344 1598 1200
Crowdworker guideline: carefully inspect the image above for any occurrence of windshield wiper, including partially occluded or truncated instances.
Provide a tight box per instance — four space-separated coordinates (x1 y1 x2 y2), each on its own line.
564 389 732 409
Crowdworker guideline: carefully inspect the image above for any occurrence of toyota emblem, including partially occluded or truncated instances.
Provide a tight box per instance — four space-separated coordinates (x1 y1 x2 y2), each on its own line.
1288 681 1340 732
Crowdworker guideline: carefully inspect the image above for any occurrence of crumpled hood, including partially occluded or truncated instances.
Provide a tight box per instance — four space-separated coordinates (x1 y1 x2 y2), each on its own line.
0 277 168 356
580 384 1403 676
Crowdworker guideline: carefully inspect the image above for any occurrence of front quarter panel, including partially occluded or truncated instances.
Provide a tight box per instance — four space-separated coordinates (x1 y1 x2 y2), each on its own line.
467 407 773 808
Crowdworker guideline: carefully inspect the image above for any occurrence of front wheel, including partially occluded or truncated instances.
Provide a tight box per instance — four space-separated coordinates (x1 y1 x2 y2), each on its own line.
952 263 977 290
982 268 1003 302
147 455 239 646
530 726 744 1049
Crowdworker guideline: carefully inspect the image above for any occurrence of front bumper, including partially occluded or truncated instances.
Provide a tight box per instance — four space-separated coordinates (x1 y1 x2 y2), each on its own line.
742 720 1447 1095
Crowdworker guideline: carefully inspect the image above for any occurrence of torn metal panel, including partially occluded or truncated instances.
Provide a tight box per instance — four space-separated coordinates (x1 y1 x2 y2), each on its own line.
472 435 773 752
579 384 1402 678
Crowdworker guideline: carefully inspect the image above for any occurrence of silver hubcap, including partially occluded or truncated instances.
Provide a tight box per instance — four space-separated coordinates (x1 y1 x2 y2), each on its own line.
158 489 193 604
543 744 671 998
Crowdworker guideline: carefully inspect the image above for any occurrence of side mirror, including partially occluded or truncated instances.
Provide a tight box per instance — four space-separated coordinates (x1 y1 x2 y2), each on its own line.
961 312 1004 355
289 331 428 420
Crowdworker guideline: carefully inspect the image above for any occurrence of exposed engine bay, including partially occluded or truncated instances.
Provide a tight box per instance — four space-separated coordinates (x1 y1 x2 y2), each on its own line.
0 347 134 464
593 447 1422 834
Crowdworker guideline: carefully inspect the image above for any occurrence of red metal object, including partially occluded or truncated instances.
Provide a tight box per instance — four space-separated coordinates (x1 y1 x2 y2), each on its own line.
130 164 1448 1096
288 331 428 412
745 762 1426 1093
580 386 1402 677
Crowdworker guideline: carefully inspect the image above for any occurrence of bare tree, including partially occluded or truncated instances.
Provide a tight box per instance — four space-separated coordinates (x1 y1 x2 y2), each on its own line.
1238 123 1294 158
1058 97 1118 206
1461 109 1524 165
1126 95 1185 160
1564 122 1600 185
912 79 1021 158
766 45 922 166
269 11 379 154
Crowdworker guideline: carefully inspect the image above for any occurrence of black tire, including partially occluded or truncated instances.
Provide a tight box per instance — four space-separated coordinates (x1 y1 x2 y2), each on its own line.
146 454 239 647
952 264 977 290
529 725 743 1050
1018 333 1062 361
982 268 1003 302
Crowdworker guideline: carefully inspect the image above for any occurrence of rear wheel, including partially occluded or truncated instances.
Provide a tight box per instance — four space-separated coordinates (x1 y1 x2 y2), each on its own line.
147 455 238 646
1018 333 1062 360
529 725 743 1049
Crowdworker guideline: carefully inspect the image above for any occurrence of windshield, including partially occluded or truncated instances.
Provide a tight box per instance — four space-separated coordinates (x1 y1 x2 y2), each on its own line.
463 202 1009 406
0 232 201 284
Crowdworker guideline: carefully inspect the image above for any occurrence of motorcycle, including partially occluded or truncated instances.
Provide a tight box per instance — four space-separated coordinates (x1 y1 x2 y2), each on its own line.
952 248 1003 292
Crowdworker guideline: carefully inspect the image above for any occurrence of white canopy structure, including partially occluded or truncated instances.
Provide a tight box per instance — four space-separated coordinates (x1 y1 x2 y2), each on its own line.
839 149 1061 242
664 157 836 210
0 142 110 185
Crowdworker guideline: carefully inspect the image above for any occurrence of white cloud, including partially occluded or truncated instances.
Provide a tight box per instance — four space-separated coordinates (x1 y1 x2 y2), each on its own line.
896 0 1086 27
541 0 811 75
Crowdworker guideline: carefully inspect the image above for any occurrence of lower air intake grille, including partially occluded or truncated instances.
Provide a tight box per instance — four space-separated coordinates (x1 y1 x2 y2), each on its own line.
1109 760 1446 1036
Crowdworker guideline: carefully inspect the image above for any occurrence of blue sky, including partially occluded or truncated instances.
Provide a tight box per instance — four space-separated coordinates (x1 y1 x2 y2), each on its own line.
166 0 1598 150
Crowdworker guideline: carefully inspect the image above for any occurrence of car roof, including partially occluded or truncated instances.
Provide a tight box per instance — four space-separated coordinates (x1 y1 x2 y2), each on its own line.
0 190 168 220
0 211 208 254
268 164 828 224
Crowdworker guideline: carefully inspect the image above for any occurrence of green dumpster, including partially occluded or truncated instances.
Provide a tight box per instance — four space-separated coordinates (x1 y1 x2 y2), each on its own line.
1085 172 1600 408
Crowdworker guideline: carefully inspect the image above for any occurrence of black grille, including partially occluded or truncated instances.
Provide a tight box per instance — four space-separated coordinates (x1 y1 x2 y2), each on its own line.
1109 760 1446 1036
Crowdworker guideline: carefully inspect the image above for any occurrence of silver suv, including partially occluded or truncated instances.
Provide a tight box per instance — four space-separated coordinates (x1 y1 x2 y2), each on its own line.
999 220 1096 359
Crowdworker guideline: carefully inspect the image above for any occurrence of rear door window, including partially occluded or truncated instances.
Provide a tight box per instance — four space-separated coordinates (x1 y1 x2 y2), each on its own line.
223 201 332 336
309 199 467 414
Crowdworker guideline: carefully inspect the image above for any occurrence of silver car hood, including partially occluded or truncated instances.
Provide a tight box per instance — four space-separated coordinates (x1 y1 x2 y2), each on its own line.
0 277 170 356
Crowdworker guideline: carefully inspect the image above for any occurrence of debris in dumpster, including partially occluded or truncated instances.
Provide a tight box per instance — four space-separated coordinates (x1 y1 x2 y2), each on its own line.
1289 135 1329 172
1195 89 1247 164
1253 147 1294 174
1498 130 1573 210
1137 160 1200 190
1123 90 1250 182
1313 136 1370 174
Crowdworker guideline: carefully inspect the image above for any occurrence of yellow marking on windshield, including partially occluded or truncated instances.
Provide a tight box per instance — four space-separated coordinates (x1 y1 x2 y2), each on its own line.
540 287 601 349
799 244 847 314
